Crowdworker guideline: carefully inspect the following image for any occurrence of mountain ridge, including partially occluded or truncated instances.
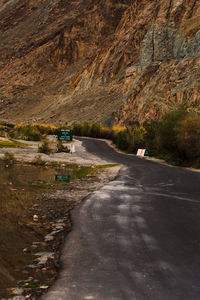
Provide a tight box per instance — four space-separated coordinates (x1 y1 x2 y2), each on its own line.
0 0 199 125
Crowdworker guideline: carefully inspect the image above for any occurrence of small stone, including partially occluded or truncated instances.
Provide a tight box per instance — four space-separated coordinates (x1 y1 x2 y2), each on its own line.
44 233 54 242
13 296 25 300
30 231 36 235
30 245 37 249
33 215 38 222
27 277 33 282
16 280 25 285
12 288 24 295
26 264 37 269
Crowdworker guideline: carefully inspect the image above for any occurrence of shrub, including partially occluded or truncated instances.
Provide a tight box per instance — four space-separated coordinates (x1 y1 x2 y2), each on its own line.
38 139 52 155
194 157 200 169
116 130 129 151
156 108 187 151
11 123 58 140
175 114 200 161
32 155 46 166
90 124 101 138
56 141 70 153
150 107 189 163
3 152 15 166
143 120 157 154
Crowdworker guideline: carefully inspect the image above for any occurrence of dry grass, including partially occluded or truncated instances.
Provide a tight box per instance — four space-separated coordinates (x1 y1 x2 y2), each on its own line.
0 139 26 148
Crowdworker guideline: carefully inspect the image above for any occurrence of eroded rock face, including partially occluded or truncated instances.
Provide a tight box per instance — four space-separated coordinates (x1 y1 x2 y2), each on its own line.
0 0 199 124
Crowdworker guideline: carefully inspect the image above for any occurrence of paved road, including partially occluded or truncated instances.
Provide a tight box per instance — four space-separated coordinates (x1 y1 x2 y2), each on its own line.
42 138 200 300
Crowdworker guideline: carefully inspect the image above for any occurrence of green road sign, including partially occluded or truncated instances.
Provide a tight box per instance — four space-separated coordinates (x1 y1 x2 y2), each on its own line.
144 149 149 156
57 130 73 141
55 175 70 183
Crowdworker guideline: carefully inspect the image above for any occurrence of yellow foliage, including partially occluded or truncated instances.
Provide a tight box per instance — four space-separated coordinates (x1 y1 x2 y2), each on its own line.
14 123 57 130
133 126 147 136
111 125 126 132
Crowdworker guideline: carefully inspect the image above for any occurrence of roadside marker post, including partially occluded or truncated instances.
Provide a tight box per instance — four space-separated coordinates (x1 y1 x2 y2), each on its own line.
70 144 75 153
137 149 149 157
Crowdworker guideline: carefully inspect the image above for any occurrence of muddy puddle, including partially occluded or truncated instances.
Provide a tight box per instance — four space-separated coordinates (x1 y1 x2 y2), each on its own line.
0 162 83 299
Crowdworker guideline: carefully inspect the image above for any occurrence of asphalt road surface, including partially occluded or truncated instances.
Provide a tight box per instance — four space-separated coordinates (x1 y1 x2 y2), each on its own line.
42 138 200 300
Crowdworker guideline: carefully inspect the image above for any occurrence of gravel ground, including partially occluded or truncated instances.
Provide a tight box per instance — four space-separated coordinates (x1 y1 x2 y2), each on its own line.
0 137 111 166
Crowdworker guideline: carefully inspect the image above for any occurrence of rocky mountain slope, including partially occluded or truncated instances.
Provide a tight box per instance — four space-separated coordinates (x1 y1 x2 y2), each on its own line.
0 0 199 125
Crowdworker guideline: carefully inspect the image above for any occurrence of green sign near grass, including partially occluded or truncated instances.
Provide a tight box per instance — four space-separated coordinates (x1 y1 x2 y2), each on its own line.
57 130 73 141
55 175 70 183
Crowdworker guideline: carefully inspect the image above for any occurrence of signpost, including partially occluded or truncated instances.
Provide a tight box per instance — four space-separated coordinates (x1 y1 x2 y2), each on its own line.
137 149 149 157
55 175 70 183
57 129 73 141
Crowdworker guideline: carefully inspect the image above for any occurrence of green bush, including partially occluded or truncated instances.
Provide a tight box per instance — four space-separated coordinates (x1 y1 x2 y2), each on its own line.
194 158 200 169
175 114 200 162
116 130 129 151
155 107 188 153
143 107 200 165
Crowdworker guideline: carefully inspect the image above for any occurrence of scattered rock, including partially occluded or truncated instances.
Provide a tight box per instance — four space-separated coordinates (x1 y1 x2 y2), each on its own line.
42 268 47 272
26 264 37 269
44 233 54 242
13 296 26 300
23 248 29 253
40 286 49 289
33 252 54 265
30 244 37 249
33 215 38 222
12 288 24 295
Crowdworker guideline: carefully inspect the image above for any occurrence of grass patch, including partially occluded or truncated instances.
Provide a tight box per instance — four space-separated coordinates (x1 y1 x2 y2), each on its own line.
0 139 26 148
29 183 53 189
72 164 119 179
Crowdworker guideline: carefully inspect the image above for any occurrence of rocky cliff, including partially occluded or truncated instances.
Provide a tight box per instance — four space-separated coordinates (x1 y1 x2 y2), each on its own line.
0 0 199 125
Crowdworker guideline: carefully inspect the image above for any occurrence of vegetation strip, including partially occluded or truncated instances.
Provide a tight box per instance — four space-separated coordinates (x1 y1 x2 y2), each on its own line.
72 106 200 168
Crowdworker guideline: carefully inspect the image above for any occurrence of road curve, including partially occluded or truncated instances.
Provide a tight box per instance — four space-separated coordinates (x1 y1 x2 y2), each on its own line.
41 138 200 300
